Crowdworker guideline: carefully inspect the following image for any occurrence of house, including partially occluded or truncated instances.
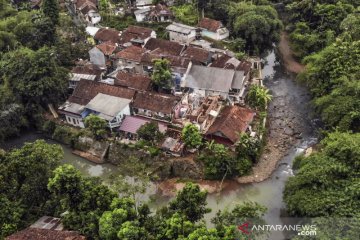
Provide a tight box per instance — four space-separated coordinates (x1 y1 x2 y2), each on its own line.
132 91 179 122
198 17 229 41
135 0 152 8
58 80 135 128
114 45 147 72
134 8 151 22
134 4 173 23
119 115 167 139
181 46 212 65
6 228 86 240
114 71 151 91
143 38 185 56
70 0 101 26
166 22 198 44
140 50 191 76
69 63 104 89
147 4 173 22
5 216 86 240
206 106 256 145
119 25 156 47
182 63 248 101
89 41 117 67
94 28 121 44
84 93 132 128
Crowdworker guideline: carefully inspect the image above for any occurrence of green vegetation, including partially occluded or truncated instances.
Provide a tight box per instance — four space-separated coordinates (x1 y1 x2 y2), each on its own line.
42 0 59 25
171 4 198 25
284 132 360 217
0 140 63 238
63 165 271 240
136 122 163 143
227 2 283 54
84 114 108 140
199 139 255 180
181 123 203 149
0 2 89 142
151 58 172 90
245 84 272 111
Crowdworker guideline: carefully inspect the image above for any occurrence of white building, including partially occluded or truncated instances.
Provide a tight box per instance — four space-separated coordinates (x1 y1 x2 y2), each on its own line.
84 93 131 128
166 22 198 44
198 18 229 41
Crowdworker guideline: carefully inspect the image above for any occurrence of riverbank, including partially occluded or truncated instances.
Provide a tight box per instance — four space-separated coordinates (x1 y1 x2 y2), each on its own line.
159 48 315 195
277 31 305 74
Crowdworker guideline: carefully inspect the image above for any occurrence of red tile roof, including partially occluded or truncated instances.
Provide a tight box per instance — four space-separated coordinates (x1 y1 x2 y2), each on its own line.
69 80 135 105
119 25 153 45
198 18 223 32
115 45 146 62
96 41 117 55
210 54 232 68
206 106 256 144
133 91 179 114
143 38 184 56
114 71 151 91
94 28 121 44
71 64 103 80
6 228 86 240
181 46 210 64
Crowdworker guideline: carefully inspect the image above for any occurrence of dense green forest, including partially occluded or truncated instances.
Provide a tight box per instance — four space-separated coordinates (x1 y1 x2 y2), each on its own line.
0 0 88 142
282 0 360 238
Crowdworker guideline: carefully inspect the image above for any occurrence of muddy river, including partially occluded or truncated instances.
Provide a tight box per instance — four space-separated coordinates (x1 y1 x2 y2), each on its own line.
2 51 319 240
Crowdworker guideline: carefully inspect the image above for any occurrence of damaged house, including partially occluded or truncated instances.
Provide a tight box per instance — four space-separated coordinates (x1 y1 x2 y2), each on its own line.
182 63 249 102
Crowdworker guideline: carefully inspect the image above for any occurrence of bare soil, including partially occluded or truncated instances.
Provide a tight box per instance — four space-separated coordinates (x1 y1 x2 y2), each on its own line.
277 32 305 74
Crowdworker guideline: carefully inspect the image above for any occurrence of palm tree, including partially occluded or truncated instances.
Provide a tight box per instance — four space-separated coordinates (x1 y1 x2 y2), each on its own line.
246 84 272 110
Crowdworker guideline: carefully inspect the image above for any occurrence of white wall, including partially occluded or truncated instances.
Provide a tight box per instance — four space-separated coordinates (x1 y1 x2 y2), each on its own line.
65 115 85 128
169 31 196 44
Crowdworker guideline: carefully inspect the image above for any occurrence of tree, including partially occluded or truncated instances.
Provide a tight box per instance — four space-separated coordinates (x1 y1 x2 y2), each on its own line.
212 202 267 240
171 4 198 25
228 2 283 53
169 183 210 222
340 8 360 41
84 114 108 139
235 133 261 163
42 0 59 25
284 132 360 217
157 213 195 240
48 165 117 238
298 39 360 131
245 84 272 111
136 122 163 142
0 47 68 109
181 123 202 149
200 141 233 179
0 140 63 236
151 58 172 90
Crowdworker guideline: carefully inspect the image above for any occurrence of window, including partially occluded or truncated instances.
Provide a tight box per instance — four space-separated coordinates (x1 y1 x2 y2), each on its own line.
72 118 77 125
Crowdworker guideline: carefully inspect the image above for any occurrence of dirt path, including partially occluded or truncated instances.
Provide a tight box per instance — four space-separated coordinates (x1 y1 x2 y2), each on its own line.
277 32 305 74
